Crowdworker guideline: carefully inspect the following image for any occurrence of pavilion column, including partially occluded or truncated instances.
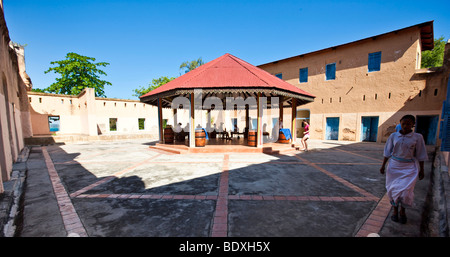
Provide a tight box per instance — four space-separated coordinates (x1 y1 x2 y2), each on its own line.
279 96 284 129
173 108 177 127
206 110 211 133
291 97 297 145
189 93 195 147
256 92 263 147
245 104 249 138
157 98 163 143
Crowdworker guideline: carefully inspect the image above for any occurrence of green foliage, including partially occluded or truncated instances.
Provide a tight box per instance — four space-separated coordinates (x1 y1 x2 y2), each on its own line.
133 76 176 97
132 57 203 98
109 118 117 131
31 88 46 93
179 57 204 73
138 118 145 130
44 52 112 97
421 36 446 68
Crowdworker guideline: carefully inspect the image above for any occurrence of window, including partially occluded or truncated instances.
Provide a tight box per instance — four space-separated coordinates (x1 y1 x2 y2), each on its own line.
368 51 381 72
416 52 420 69
109 118 117 131
325 63 336 80
299 68 308 83
138 118 145 130
231 118 238 127
48 116 60 132
275 73 282 79
251 118 257 130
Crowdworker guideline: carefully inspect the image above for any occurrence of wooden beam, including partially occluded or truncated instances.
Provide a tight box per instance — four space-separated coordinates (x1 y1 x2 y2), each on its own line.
279 95 284 128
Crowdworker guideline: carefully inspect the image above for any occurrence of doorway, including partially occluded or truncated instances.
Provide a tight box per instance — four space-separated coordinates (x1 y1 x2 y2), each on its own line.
416 115 439 145
361 116 379 142
326 117 339 140
296 109 310 138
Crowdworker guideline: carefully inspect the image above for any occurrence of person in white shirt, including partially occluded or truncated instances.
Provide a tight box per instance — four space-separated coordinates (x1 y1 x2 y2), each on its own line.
380 115 428 224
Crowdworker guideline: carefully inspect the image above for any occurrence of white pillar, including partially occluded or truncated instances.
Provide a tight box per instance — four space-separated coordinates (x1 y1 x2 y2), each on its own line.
257 93 263 147
189 93 195 147
157 98 163 143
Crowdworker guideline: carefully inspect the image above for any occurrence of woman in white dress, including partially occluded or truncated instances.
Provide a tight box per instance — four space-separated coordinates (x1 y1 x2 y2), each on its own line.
380 115 428 224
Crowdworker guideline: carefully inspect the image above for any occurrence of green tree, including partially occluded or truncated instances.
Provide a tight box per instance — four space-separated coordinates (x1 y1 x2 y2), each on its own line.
179 57 204 73
44 52 112 97
133 76 176 97
421 36 446 68
133 57 204 98
31 88 46 93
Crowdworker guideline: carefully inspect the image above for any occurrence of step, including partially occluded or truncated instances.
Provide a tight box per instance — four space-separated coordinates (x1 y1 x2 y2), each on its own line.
149 145 187 154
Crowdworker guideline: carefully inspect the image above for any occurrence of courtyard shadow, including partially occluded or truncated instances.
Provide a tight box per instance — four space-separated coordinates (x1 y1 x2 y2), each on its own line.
25 140 435 237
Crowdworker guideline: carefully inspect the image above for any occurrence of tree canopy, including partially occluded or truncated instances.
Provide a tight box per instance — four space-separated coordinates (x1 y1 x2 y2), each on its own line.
421 36 446 68
179 57 204 73
44 52 112 97
133 57 204 98
132 76 176 97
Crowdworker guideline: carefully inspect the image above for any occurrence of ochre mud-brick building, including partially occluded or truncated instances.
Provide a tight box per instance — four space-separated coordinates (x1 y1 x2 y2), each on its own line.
258 21 449 145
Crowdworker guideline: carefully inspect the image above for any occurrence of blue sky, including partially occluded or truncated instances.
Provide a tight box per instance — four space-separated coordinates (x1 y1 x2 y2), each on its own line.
4 0 450 100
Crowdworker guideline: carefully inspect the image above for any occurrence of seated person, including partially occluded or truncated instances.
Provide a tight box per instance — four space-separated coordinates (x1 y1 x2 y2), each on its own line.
223 128 231 140
233 124 240 139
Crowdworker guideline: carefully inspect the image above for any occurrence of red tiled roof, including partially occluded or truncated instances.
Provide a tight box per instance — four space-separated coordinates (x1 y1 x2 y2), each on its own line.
140 53 315 100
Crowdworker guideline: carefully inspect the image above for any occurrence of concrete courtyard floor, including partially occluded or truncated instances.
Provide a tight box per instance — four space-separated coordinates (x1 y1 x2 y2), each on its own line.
17 139 435 237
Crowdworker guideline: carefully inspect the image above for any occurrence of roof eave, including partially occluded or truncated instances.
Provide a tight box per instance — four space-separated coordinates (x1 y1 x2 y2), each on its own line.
139 87 315 106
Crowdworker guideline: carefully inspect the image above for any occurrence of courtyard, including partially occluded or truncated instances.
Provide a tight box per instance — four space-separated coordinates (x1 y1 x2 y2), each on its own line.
18 139 434 237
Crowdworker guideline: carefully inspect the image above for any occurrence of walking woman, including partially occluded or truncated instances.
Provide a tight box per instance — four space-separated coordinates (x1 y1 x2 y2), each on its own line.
380 115 428 224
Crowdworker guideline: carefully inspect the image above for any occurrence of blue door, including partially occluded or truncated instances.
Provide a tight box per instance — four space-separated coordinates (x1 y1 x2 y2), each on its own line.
326 117 339 140
416 115 439 145
361 116 379 142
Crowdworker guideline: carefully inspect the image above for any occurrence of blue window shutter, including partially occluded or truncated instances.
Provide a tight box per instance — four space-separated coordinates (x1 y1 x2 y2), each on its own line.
299 68 308 83
368 51 381 72
275 73 282 79
441 101 450 151
440 79 450 151
441 116 450 151
326 63 336 80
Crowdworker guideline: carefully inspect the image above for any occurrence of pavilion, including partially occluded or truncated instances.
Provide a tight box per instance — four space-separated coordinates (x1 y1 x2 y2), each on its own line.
140 53 315 150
